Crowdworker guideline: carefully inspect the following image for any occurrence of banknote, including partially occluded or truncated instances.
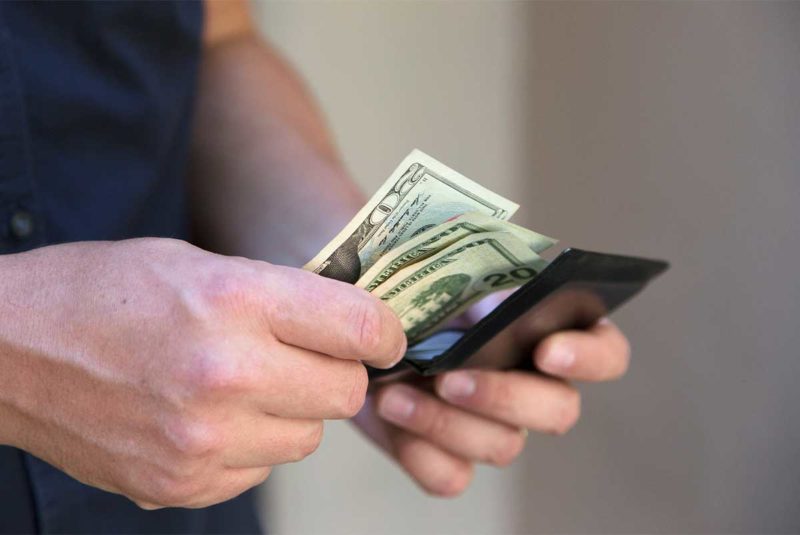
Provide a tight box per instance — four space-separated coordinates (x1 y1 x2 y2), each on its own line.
373 231 549 345
303 149 519 283
357 211 557 292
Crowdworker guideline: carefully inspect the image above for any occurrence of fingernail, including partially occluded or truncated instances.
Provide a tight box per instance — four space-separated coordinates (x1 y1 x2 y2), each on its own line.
379 388 416 422
542 343 575 371
440 372 477 400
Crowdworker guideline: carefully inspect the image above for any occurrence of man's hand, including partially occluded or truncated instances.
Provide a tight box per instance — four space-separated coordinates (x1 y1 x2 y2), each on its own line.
0 238 405 509
191 0 630 500
353 315 629 496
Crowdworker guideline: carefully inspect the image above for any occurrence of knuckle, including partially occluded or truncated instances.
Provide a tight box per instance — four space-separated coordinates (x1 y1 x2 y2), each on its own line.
552 388 581 435
137 237 192 256
133 501 162 511
425 466 473 498
337 364 369 418
190 467 272 509
488 377 516 417
254 466 273 486
162 414 220 458
487 432 526 467
424 407 453 439
288 421 324 462
199 268 253 311
614 337 632 377
182 349 250 397
179 258 265 322
148 471 203 508
176 272 248 326
348 298 385 357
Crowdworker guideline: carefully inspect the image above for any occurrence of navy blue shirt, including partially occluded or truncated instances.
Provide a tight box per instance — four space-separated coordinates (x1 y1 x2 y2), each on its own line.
0 2 261 533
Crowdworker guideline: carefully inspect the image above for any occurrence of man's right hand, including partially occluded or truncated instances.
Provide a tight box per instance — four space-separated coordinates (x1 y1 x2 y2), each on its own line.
0 238 406 509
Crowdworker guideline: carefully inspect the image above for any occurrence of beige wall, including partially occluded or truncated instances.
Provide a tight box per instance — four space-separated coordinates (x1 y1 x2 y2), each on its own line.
253 2 800 533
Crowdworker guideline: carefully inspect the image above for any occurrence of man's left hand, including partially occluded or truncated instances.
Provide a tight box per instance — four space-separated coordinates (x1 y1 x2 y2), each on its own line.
352 318 630 496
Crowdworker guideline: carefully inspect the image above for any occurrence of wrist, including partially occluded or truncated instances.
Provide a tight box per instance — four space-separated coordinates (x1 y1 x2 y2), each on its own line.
0 251 34 448
0 244 83 450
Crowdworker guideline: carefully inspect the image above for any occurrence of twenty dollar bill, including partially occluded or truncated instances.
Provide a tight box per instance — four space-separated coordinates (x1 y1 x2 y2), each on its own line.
357 211 556 292
372 231 549 345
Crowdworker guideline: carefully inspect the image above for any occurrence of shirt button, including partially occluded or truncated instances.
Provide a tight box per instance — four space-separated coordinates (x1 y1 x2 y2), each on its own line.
10 209 35 240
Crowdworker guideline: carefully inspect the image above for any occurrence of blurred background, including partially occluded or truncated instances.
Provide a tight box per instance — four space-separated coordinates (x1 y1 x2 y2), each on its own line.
253 1 800 533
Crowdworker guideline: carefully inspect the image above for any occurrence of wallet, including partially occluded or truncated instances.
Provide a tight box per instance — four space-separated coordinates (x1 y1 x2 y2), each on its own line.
368 248 669 381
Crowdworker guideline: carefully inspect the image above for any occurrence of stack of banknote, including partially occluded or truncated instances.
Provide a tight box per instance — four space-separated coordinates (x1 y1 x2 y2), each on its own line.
304 150 557 346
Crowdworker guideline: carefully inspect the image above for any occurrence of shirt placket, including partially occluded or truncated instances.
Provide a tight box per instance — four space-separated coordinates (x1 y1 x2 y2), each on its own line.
0 20 46 254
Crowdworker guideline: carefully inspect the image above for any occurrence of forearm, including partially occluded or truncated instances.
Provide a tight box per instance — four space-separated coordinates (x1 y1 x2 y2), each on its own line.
0 243 96 449
189 23 364 266
0 249 45 448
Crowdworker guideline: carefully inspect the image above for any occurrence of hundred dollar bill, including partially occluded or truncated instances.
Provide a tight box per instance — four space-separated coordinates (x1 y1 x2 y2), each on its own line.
373 231 549 345
357 211 557 292
303 149 518 283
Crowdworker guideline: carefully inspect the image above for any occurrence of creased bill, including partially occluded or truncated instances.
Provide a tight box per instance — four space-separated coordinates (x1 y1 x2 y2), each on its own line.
303 149 518 283
373 232 549 345
357 211 557 291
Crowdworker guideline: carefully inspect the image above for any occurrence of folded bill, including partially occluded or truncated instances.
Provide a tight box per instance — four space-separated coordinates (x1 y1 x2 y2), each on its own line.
304 149 518 283
357 211 556 292
372 231 549 345
305 149 556 345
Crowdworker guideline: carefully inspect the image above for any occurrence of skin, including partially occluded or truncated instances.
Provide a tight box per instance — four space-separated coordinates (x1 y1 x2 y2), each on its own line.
0 239 405 509
356 316 629 495
192 2 631 498
0 0 631 508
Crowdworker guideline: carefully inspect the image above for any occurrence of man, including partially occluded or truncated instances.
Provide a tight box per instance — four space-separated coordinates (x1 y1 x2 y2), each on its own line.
0 1 630 533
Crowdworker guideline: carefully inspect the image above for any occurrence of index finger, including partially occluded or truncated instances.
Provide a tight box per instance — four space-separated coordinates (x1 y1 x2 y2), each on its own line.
264 265 407 369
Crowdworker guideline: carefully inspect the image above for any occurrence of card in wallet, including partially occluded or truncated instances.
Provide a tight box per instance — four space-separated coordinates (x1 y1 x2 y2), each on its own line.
368 248 668 381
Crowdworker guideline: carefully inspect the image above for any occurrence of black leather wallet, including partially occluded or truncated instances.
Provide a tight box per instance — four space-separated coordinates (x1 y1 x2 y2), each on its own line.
369 248 668 381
